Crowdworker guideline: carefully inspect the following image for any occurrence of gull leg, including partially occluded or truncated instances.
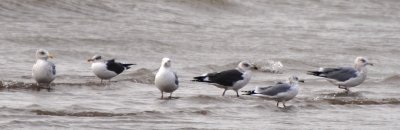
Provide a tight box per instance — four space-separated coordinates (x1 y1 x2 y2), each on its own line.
344 87 350 93
160 91 164 99
283 101 286 108
235 90 239 97
169 92 173 99
35 83 40 91
46 83 51 92
276 101 280 107
222 89 227 96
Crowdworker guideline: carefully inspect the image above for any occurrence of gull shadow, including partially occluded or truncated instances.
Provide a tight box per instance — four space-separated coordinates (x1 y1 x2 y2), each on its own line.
274 105 297 112
35 87 55 92
159 96 181 100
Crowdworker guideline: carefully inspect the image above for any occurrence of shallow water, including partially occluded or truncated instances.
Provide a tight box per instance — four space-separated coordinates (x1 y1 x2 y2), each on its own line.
1 0 400 129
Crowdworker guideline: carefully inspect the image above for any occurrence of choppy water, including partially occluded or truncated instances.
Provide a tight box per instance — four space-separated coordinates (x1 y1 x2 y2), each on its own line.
1 0 400 129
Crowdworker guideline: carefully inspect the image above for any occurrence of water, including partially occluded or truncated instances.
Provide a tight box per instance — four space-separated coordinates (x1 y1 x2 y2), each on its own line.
0 0 400 129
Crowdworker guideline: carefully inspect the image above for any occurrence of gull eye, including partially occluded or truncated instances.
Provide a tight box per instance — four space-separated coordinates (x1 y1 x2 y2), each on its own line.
243 63 250 67
39 51 46 55
360 59 366 63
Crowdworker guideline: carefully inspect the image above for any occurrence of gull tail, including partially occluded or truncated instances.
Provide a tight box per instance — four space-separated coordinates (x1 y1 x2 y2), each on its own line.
191 76 209 82
307 71 326 77
192 72 219 83
241 90 256 95
123 64 136 69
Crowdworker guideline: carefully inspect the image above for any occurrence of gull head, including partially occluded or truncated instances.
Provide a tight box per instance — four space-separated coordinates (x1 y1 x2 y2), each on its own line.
87 55 102 63
288 76 305 84
36 49 53 60
354 57 373 68
238 61 258 71
161 57 172 68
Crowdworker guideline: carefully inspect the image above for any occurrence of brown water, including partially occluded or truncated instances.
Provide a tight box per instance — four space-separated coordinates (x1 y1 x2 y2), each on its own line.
0 0 400 129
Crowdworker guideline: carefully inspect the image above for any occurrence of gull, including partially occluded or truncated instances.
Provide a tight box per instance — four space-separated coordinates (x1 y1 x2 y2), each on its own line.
242 76 304 108
155 58 179 99
32 49 56 89
87 55 135 83
307 57 373 92
192 61 257 97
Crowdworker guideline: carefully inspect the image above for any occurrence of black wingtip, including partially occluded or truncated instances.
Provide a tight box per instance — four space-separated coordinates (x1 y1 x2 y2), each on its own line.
123 64 136 69
307 71 319 76
192 76 208 82
191 77 203 82
299 80 305 83
241 90 255 95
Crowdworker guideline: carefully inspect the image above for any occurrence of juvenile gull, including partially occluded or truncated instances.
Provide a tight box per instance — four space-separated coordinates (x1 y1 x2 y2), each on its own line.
87 55 135 83
307 57 373 92
155 58 179 99
32 49 56 89
192 61 257 97
242 76 304 108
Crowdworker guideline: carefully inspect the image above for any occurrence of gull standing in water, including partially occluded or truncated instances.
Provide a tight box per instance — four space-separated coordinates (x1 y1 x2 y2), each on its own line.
155 58 179 99
242 76 304 108
32 49 56 89
87 55 135 83
307 57 373 92
192 61 257 97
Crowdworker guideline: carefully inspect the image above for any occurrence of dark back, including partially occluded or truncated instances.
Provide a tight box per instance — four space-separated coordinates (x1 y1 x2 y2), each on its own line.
326 67 357 82
208 69 243 86
106 59 125 74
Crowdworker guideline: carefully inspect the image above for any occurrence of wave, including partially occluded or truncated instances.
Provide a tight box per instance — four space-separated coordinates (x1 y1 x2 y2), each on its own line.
0 80 121 90
0 0 121 19
320 98 400 105
30 109 210 117
307 91 400 105
31 110 133 117
381 74 400 83
30 109 169 117
123 68 156 84
0 68 156 90
0 0 239 21
0 81 38 89
317 91 365 98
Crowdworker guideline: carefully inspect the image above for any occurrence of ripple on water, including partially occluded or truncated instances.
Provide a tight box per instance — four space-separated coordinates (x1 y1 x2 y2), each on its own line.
29 109 168 117
321 98 400 105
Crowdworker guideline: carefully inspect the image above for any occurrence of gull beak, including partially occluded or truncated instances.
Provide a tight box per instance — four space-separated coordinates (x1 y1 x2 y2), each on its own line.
367 63 374 66
299 80 305 83
251 64 258 70
87 58 94 62
48 53 54 59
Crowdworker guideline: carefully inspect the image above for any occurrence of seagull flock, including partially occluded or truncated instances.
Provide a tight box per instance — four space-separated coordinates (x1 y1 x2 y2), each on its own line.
32 49 373 108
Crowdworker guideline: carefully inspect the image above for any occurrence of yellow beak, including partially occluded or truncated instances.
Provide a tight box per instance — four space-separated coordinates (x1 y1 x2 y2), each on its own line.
87 59 93 62
49 53 54 59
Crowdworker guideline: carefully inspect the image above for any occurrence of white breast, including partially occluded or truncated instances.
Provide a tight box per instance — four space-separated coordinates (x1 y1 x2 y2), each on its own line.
32 60 55 84
276 85 299 101
91 62 117 80
231 71 252 90
155 67 178 93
